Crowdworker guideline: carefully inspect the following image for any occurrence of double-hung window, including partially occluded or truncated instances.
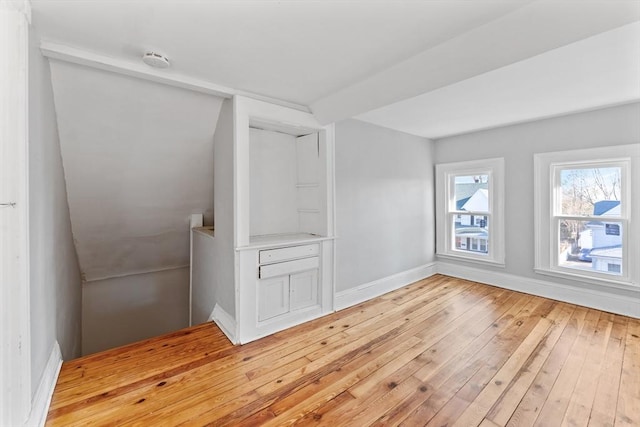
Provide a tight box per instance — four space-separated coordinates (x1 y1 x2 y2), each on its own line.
534 144 639 287
436 158 505 266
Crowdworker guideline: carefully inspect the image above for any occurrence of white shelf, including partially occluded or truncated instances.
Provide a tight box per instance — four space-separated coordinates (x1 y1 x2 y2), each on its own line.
238 233 334 251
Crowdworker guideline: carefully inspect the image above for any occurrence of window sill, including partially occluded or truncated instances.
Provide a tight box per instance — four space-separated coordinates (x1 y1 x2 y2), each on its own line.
437 253 505 268
534 267 639 292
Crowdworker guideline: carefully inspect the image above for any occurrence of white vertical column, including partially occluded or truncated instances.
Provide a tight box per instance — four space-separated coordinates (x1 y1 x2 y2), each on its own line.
188 213 203 326
233 96 250 247
0 0 31 424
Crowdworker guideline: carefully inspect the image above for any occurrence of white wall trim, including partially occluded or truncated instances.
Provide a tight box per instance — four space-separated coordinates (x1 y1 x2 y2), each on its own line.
435 157 505 266
333 260 639 319
533 144 640 288
1 3 32 424
437 261 640 318
209 304 238 344
334 262 438 311
0 0 31 21
189 214 204 327
25 341 62 427
83 264 189 283
39 41 310 113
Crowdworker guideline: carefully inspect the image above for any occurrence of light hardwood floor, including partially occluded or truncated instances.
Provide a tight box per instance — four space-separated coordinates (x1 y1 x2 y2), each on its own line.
46 274 640 426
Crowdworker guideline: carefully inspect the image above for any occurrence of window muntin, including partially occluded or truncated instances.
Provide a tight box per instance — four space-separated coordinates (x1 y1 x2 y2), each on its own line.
436 158 504 266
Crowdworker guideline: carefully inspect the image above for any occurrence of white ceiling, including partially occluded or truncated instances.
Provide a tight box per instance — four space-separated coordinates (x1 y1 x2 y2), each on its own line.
357 21 640 139
31 0 640 137
35 1 640 284
31 0 530 105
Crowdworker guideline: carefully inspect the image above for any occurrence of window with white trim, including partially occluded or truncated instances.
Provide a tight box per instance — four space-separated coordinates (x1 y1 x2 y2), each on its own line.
436 158 505 266
534 144 639 287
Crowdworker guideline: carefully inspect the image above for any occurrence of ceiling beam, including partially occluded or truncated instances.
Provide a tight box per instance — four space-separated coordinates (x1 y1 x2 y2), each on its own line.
310 1 640 125
40 41 311 113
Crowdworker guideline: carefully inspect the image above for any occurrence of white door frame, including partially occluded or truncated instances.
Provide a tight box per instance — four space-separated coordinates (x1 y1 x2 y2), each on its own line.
1 0 32 424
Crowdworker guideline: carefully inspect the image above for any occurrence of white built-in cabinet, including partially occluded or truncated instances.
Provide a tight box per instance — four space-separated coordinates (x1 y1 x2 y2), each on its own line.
257 244 320 321
259 270 319 319
190 95 335 344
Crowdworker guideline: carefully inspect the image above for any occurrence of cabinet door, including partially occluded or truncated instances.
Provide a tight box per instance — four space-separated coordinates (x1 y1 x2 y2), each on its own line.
258 275 290 321
289 269 319 311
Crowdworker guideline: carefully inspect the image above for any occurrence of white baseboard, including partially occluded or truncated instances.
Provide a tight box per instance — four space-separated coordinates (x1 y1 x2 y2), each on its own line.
210 304 238 344
437 262 640 318
26 341 62 427
334 262 438 311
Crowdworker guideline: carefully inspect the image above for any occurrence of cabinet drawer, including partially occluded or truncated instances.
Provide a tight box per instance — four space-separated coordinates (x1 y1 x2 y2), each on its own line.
259 244 319 264
259 256 319 279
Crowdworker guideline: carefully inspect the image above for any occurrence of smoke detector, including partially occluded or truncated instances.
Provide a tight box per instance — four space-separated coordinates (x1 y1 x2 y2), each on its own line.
142 52 170 69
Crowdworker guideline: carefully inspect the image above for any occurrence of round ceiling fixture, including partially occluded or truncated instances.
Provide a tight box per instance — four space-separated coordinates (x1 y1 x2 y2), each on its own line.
142 52 170 69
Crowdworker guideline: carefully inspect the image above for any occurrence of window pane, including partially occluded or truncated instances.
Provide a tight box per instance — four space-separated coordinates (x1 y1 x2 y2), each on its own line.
454 214 489 254
454 175 489 212
559 219 622 276
559 167 621 217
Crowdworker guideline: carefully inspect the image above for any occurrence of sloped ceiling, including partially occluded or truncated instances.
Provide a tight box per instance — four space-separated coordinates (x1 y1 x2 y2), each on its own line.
36 1 640 284
31 0 532 106
32 0 640 134
356 21 640 139
310 1 640 124
49 60 223 281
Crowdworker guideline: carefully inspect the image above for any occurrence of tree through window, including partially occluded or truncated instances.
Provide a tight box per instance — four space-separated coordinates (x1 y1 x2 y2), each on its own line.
558 166 623 275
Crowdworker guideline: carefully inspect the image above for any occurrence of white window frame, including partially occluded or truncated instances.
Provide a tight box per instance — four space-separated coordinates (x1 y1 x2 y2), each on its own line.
436 158 505 266
534 144 639 289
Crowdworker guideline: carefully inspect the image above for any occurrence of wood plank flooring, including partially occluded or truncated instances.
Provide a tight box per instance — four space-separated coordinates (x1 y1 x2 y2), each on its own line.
46 275 640 426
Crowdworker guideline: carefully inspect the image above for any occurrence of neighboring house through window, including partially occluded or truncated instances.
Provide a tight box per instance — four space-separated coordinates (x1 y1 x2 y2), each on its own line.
436 158 505 266
534 144 639 288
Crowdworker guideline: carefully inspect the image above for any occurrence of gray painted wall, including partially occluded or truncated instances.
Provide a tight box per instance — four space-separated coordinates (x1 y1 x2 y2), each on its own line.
191 231 216 325
48 60 225 355
335 119 435 293
28 28 82 393
249 128 298 236
211 99 237 318
82 267 189 354
434 102 640 299
48 61 223 281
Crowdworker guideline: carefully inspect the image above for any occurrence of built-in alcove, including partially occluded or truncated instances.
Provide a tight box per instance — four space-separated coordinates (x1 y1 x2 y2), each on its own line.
249 127 326 241
191 95 336 344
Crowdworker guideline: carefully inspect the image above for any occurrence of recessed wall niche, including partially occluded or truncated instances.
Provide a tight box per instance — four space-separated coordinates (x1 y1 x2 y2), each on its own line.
191 96 335 344
249 127 325 240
